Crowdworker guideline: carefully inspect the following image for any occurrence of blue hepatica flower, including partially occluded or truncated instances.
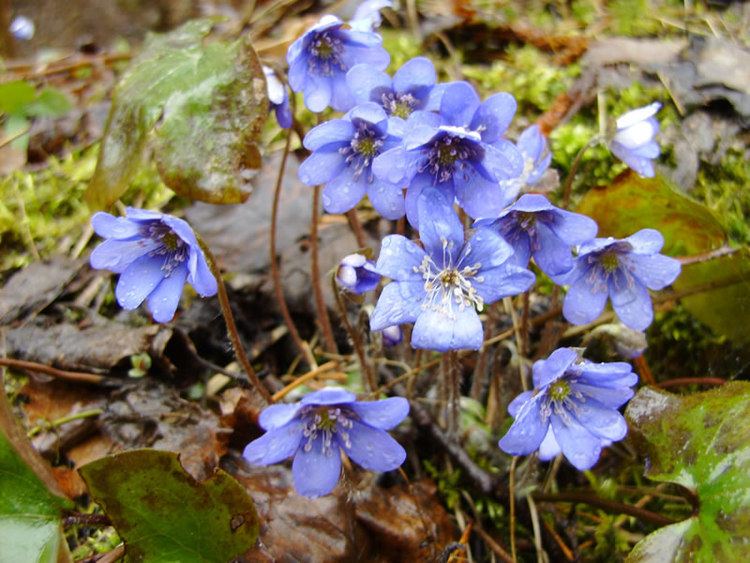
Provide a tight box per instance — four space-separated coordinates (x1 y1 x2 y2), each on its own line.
557 229 681 331
370 189 535 351
90 208 217 323
298 102 405 219
372 81 523 227
243 387 409 498
346 56 438 119
263 66 293 129
609 102 661 178
349 0 392 31
478 194 598 278
499 124 552 201
287 15 389 113
499 347 637 470
336 253 380 293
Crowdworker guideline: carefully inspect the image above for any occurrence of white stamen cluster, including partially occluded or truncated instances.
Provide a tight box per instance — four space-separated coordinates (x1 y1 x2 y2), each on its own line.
301 406 355 457
414 237 484 319
338 122 384 181
419 133 482 184
381 91 417 119
308 31 345 76
142 222 188 275
539 374 586 425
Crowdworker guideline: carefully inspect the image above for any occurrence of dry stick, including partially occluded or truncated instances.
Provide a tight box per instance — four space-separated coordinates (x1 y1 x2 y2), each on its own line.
331 278 376 392
541 519 575 562
269 128 317 368
345 209 367 249
658 376 725 388
310 184 338 354
509 456 518 563
560 136 601 209
473 526 515 563
532 492 675 527
271 361 338 402
197 240 273 404
446 351 460 436
678 245 739 265
520 292 531 357
0 357 105 385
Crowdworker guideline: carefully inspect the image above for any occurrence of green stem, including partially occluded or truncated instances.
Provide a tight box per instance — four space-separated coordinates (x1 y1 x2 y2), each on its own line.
28 408 103 438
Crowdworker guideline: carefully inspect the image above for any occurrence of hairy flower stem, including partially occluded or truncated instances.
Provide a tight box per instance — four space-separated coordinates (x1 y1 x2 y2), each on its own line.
331 277 376 392
560 135 602 209
310 184 338 355
509 456 518 563
444 351 460 437
345 209 367 249
197 238 273 404
0 357 105 385
270 129 317 369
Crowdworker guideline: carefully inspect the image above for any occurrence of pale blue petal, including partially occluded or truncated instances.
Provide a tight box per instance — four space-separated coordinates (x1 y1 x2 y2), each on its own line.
321 166 366 214
304 73 333 113
507 390 534 417
550 413 602 470
471 92 516 143
304 119 354 151
343 421 406 471
330 71 355 112
90 238 154 273
535 348 578 388
367 179 405 220
91 212 141 239
538 427 561 461
350 397 409 430
375 235 425 281
628 254 680 290
454 168 508 221
259 403 302 430
370 281 424 330
473 263 534 304
243 422 303 465
574 383 634 409
533 222 574 277
498 393 548 455
573 399 628 441
609 273 653 331
346 64 391 104
186 247 217 297
298 149 345 186
292 436 342 497
393 56 436 96
463 228 513 270
417 188 465 262
115 254 166 310
411 307 483 352
439 81 480 127
625 228 664 254
147 263 188 323
563 277 609 325
302 388 356 406
551 209 599 245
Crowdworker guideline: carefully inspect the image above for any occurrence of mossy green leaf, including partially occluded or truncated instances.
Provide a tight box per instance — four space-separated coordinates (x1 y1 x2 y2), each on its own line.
0 80 36 115
85 19 268 210
625 384 750 562
0 430 72 563
79 449 259 563
576 171 726 256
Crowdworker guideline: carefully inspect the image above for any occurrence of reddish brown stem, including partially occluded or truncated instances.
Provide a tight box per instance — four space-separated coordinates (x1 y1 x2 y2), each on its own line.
657 377 725 389
310 185 338 354
532 492 675 527
345 209 367 249
0 357 104 385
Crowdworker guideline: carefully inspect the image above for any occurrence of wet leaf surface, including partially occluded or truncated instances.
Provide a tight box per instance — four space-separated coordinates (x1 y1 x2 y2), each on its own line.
85 19 267 209
80 449 259 562
625 383 750 562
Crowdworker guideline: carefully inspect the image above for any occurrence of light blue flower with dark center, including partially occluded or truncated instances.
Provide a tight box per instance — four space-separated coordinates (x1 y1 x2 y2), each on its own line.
243 387 409 498
372 81 523 227
609 102 661 178
89 208 217 323
263 66 293 129
346 56 438 119
287 15 389 113
499 347 637 470
336 253 380 293
298 102 405 219
477 194 598 278
370 189 534 351
555 229 681 331
499 124 552 201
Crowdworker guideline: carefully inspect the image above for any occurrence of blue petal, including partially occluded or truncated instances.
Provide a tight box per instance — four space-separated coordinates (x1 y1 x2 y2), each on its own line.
534 348 578 388
454 167 509 221
404 172 438 229
346 64 391 105
609 272 653 331
463 228 513 270
298 148 345 186
572 398 628 441
301 387 356 406
147 262 188 322
372 146 413 185
330 71 355 112
498 393 548 455
470 92 516 143
629 254 680 290
347 101 388 126
508 193 553 213
350 397 409 430
473 263 535 304
550 412 602 470
292 436 342 497
243 422 303 465
550 208 599 246
160 215 199 250
610 143 655 177
578 362 637 387
367 178 405 220
186 247 217 297
321 166 367 214
115 254 166 310
439 81 480 127
91 212 142 239
507 390 533 417
287 56 307 92
340 40 390 70
375 235 425 281
533 222 574 277
483 139 524 181
90 238 154 273
342 421 406 471
304 73 333 113
517 125 545 161
625 229 664 254
417 188 465 263
370 280 424 330
259 403 302 430
274 101 293 129
537 427 561 461
304 119 354 151
125 207 163 221
411 307 483 352
563 276 609 325
574 382 634 409
393 56 436 96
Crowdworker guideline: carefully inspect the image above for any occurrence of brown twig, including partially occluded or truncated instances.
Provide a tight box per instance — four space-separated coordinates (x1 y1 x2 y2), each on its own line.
271 361 338 402
310 184 338 354
561 136 601 209
332 277 376 391
269 128 316 368
657 377 726 389
345 209 367 249
473 526 515 563
0 357 105 385
197 239 273 404
678 245 739 266
532 491 675 527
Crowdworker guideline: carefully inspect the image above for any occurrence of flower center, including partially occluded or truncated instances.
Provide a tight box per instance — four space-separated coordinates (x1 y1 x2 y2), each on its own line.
540 375 585 424
301 406 355 456
415 237 484 319
548 380 571 402
381 92 417 118
419 132 482 184
339 122 384 181
308 31 345 76
142 222 188 275
599 251 620 272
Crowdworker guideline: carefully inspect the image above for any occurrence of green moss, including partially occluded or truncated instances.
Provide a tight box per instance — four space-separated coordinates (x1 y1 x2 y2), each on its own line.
381 29 422 72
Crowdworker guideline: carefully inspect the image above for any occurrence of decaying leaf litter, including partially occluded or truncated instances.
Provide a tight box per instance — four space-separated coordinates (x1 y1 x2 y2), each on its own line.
1 0 750 561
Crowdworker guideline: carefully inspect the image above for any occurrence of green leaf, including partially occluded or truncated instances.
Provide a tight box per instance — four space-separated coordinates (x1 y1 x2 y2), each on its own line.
0 80 36 115
0 428 72 563
85 19 268 210
25 88 73 118
625 383 750 562
576 171 726 256
673 249 750 343
80 449 259 562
